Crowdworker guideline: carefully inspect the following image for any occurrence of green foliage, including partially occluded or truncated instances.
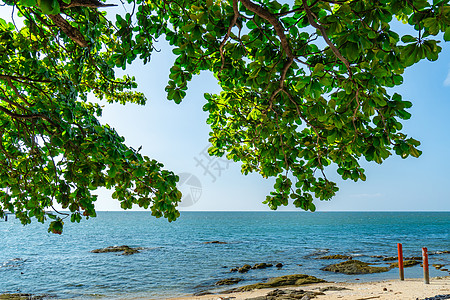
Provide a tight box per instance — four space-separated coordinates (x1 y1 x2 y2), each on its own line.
0 0 448 231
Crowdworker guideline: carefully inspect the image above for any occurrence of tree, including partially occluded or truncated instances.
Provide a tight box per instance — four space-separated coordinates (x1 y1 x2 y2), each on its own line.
0 0 449 233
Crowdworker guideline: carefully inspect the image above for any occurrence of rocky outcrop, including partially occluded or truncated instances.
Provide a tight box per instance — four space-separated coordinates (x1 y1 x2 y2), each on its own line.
433 264 445 270
0 294 48 299
245 288 325 300
238 264 252 273
275 263 283 268
215 278 243 286
322 260 389 274
253 263 273 269
90 245 143 255
203 241 227 244
317 255 352 260
389 260 420 268
230 263 275 273
232 274 326 291
319 286 350 292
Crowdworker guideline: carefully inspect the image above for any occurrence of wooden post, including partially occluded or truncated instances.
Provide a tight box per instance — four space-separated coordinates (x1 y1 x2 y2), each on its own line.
422 247 430 284
397 243 404 281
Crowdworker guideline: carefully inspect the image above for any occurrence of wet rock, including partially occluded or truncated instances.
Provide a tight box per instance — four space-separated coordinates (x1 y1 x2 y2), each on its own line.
432 251 450 255
317 254 352 260
422 295 450 300
406 256 422 260
275 263 283 268
433 264 445 270
232 274 325 291
215 278 243 286
382 256 397 261
90 245 142 255
238 264 252 273
0 294 49 300
245 288 324 299
203 241 227 244
252 263 273 269
389 260 420 268
322 260 389 274
230 268 238 272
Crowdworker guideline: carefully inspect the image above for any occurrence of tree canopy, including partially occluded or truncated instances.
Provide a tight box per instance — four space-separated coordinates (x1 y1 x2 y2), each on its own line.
0 0 449 233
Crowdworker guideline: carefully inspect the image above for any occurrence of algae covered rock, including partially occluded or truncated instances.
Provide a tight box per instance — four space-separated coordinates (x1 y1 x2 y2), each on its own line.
317 254 352 260
215 278 243 285
235 274 326 291
91 245 142 255
252 263 273 269
322 260 389 274
204 241 227 244
246 288 325 300
0 294 47 300
389 260 420 268
238 264 252 273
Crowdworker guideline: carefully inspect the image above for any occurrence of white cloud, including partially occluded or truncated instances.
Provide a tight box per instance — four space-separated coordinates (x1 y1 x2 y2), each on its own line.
444 69 450 87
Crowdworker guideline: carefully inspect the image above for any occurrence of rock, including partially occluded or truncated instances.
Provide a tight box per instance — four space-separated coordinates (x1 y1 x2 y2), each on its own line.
317 254 352 260
422 295 450 300
215 278 243 286
275 263 283 268
192 291 213 296
90 245 142 255
238 264 252 273
233 274 325 291
203 241 227 244
230 268 238 272
0 294 48 300
382 256 397 261
321 260 390 274
433 264 445 270
406 256 422 260
389 260 420 268
252 263 273 269
245 288 324 300
319 286 350 292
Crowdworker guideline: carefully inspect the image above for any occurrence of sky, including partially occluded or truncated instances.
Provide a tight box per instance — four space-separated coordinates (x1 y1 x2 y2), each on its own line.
1 4 449 212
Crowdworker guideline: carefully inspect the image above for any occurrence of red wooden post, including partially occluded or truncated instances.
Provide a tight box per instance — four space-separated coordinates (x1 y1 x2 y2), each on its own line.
397 243 404 281
422 247 430 284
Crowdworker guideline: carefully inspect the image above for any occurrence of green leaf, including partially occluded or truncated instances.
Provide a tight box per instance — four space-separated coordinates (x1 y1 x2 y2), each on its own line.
444 27 450 42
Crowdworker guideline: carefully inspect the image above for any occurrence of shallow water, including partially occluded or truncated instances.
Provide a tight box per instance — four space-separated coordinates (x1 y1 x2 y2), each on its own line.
1 211 449 299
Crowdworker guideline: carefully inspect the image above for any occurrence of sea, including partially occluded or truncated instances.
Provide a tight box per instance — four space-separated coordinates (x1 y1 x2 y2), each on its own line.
0 211 449 299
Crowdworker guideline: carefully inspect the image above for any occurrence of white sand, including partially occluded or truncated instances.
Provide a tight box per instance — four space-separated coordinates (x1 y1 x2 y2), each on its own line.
169 276 450 300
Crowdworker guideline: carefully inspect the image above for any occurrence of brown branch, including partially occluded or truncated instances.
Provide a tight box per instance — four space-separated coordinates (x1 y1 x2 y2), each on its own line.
301 0 351 76
0 105 58 128
0 75 51 83
240 0 293 59
219 0 239 73
61 0 117 8
47 14 88 47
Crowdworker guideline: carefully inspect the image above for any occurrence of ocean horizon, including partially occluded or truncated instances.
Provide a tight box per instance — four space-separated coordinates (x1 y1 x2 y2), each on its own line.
1 211 449 299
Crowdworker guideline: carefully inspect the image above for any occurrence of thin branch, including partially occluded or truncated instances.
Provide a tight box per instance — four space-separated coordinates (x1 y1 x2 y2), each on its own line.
301 0 351 76
219 0 239 73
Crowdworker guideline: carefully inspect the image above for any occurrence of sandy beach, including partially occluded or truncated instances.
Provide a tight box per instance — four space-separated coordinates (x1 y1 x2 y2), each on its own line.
170 276 450 300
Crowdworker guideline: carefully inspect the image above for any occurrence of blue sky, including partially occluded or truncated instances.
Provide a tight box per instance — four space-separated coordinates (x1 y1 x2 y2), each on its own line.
1 5 449 212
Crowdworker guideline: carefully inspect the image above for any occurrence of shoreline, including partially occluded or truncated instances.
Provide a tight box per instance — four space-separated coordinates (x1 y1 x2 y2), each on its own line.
169 276 450 300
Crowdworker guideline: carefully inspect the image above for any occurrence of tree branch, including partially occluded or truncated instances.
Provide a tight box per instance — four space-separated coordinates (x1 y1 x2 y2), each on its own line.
47 14 88 47
301 0 351 75
219 0 239 73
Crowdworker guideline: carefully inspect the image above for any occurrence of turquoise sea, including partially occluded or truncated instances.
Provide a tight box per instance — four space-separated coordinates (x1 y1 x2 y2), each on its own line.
1 211 449 299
